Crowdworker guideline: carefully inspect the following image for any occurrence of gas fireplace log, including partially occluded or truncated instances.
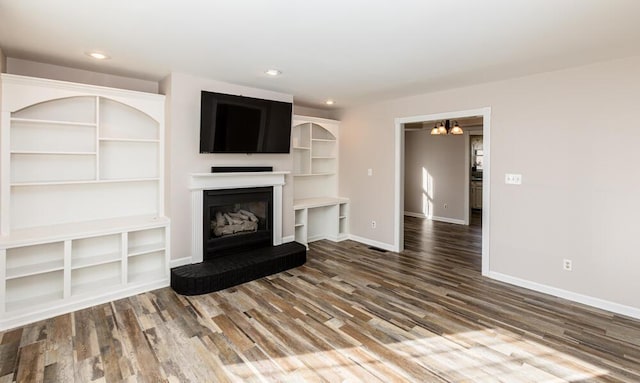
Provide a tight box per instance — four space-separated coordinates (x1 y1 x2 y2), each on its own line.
214 225 236 236
240 221 257 232
228 212 249 221
212 210 259 237
224 213 244 225
215 212 225 226
238 209 258 222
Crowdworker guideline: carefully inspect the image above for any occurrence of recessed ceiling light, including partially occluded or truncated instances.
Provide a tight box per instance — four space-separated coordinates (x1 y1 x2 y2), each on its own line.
265 69 282 76
325 99 335 105
86 51 110 60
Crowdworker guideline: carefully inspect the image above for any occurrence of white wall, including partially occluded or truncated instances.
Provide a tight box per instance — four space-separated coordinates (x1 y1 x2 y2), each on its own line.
404 130 466 221
339 55 640 312
6 58 158 93
160 72 295 262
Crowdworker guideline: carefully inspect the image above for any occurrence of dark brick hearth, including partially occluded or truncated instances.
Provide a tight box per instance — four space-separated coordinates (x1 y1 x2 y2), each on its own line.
170 242 306 295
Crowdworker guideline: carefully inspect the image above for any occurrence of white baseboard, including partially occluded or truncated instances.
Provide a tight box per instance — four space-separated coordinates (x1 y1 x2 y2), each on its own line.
169 256 192 268
431 215 466 225
307 234 327 243
282 235 295 243
348 235 396 252
327 233 349 242
403 212 465 225
488 271 640 320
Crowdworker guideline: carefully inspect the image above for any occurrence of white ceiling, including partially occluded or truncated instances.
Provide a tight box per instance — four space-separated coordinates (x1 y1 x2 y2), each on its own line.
1 0 640 109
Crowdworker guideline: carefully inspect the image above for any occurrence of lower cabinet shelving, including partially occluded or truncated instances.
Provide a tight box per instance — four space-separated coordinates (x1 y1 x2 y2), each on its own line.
0 216 169 330
5 270 64 312
294 197 349 248
294 209 308 246
128 251 166 285
338 202 349 239
71 233 121 269
71 262 122 297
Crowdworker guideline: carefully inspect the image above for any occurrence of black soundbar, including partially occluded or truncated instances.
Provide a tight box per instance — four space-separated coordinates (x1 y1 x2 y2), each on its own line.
211 166 273 173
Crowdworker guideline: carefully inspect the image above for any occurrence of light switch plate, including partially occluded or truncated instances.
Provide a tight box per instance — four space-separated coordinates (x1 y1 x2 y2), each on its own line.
505 173 522 185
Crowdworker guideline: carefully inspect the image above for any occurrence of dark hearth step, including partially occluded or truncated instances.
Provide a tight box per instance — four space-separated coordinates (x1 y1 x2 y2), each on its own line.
170 242 306 295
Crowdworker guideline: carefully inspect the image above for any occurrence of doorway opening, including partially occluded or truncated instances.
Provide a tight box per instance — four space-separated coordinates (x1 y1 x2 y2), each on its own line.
394 107 491 276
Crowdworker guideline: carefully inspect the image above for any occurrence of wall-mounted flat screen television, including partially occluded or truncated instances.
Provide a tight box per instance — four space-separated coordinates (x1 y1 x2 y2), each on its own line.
200 91 292 153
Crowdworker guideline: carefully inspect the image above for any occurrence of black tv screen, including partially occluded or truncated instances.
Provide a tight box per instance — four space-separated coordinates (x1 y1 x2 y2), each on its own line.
200 91 292 153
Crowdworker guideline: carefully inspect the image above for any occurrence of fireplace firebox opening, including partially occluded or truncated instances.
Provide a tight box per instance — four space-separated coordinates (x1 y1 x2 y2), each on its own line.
203 187 273 260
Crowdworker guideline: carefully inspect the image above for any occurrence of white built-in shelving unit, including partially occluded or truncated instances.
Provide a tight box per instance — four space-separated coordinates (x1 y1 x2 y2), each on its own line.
0 74 169 330
292 116 348 247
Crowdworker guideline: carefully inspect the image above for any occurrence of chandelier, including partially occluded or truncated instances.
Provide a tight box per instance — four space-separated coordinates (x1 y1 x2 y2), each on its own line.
430 120 463 135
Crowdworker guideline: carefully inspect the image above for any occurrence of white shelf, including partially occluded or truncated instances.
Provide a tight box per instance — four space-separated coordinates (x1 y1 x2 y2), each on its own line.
72 253 121 270
6 260 65 280
11 150 96 155
128 243 165 257
96 177 160 183
129 268 165 285
0 215 169 248
99 137 160 143
11 178 159 187
311 156 336 159
6 291 63 312
11 117 96 127
294 196 350 210
294 223 305 228
293 146 311 150
71 276 122 296
311 138 336 142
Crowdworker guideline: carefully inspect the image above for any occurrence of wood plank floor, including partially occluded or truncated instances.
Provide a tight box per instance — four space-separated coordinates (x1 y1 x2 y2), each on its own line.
2 215 640 382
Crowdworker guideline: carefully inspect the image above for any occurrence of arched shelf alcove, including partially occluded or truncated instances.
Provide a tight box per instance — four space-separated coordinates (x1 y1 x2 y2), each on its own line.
292 122 337 176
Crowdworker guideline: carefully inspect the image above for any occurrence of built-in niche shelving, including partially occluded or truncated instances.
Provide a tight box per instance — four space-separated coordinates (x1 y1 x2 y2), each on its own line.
291 116 349 247
292 121 338 176
0 74 169 330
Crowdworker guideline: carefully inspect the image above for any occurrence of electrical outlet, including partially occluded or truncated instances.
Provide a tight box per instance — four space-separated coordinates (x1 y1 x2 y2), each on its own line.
444 203 448 209
367 168 373 176
371 220 376 229
505 173 522 185
563 259 572 271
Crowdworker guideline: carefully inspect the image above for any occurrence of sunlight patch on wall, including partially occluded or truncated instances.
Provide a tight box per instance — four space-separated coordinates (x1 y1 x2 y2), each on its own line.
422 167 434 218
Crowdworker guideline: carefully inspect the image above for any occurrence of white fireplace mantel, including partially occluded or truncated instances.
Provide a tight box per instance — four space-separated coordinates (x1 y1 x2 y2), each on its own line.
189 171 289 263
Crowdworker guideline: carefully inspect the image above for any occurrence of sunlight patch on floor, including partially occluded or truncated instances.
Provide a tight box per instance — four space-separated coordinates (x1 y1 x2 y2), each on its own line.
217 328 609 382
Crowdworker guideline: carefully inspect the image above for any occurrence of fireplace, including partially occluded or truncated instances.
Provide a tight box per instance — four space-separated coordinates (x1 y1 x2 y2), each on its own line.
172 171 306 296
203 187 273 260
